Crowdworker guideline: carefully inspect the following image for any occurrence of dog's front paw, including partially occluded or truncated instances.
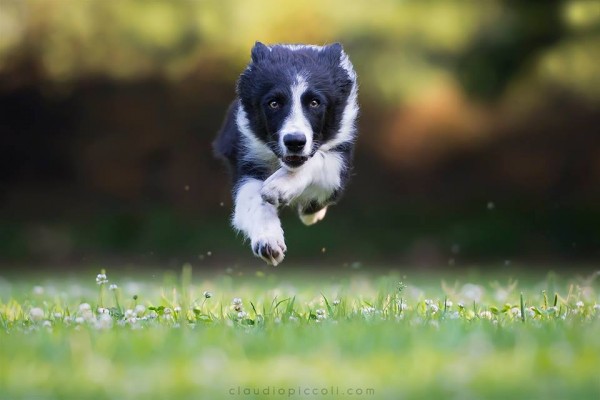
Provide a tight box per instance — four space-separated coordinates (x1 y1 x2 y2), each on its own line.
260 184 283 207
261 170 302 207
251 235 287 266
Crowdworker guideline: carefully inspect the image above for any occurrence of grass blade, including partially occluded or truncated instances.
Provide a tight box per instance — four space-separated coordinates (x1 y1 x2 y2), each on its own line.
520 292 526 322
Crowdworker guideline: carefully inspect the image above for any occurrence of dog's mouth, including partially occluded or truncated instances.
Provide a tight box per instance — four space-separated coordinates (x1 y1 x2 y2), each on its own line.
282 155 308 168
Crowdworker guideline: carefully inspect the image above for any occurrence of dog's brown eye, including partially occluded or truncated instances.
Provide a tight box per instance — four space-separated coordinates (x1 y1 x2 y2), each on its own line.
309 99 320 108
268 100 280 109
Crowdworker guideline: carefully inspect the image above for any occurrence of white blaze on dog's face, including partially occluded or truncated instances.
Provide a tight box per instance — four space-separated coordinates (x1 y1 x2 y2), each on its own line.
277 75 313 169
220 42 359 266
236 42 358 171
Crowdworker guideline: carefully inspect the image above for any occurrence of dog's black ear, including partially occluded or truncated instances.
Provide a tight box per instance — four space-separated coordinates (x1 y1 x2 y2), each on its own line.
323 42 344 64
251 42 270 63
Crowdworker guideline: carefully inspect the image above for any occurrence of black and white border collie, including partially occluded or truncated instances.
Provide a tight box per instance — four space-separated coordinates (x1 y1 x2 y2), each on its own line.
213 42 359 266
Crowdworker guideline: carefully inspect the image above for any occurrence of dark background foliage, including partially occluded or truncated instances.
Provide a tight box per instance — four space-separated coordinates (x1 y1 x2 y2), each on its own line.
1 0 599 269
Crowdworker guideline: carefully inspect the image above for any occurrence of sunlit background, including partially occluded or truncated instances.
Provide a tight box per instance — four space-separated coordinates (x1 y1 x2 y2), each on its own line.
1 0 599 270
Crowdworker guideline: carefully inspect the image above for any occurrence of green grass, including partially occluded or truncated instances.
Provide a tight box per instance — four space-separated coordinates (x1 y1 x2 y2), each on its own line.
1 267 599 400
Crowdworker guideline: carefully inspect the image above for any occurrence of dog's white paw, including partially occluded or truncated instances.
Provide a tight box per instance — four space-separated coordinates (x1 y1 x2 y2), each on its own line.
299 206 328 226
251 234 287 266
260 170 303 207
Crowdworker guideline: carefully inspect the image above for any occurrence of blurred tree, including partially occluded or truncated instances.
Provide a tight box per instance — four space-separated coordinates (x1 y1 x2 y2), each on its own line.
456 0 565 100
0 0 599 263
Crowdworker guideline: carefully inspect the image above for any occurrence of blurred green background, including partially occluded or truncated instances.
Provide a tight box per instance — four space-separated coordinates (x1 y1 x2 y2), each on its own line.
1 0 599 269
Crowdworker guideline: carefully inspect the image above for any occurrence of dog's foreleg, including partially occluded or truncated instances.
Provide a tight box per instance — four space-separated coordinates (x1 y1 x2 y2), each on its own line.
233 178 286 266
261 151 344 207
260 167 311 207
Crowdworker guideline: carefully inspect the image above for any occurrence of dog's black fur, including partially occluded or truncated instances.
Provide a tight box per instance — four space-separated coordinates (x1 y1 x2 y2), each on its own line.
214 42 359 265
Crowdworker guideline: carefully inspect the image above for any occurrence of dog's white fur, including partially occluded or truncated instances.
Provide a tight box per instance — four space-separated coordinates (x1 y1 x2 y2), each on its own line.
261 150 344 207
236 107 278 166
233 178 286 265
219 43 358 266
278 76 313 159
233 150 344 265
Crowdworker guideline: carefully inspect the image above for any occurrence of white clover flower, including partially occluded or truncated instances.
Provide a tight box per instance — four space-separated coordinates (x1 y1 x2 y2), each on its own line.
445 300 453 308
448 311 460 320
174 306 182 313
75 317 85 324
527 307 536 318
457 302 465 309
429 304 439 313
594 304 600 311
576 301 584 308
95 314 113 330
288 315 298 322
424 299 433 306
42 320 52 328
33 286 44 295
273 317 282 324
398 302 408 311
461 284 484 302
108 284 118 291
63 316 73 324
96 273 108 285
29 307 45 322
315 309 326 320
134 305 146 315
53 312 62 319
232 298 243 312
361 306 376 316
237 311 248 319
163 307 172 315
124 309 135 318
333 299 340 306
148 310 158 319
97 307 109 315
547 306 558 313
479 311 493 319
203 291 212 299
79 303 92 312
82 311 94 321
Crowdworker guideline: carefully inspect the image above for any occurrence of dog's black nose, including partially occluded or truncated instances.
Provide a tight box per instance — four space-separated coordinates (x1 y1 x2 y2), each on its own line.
283 133 307 152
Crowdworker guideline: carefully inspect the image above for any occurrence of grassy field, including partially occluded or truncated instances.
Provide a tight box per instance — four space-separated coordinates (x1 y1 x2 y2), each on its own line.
1 266 599 400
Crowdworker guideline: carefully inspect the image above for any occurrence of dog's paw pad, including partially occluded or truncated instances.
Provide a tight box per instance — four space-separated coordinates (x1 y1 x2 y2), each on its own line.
252 238 286 266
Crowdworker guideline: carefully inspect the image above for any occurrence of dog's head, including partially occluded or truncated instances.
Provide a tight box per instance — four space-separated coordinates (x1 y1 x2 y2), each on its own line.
237 42 358 169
